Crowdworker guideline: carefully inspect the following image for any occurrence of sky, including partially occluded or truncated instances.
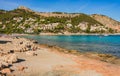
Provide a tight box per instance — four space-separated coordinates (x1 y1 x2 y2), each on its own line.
0 0 120 21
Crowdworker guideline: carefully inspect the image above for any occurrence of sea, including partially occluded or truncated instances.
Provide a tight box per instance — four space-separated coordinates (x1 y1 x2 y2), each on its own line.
23 35 120 57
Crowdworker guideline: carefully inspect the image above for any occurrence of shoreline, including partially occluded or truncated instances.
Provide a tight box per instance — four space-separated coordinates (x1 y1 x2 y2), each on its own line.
38 44 120 64
19 36 120 64
1 35 120 60
39 33 120 36
0 36 120 76
1 33 120 37
21 34 120 58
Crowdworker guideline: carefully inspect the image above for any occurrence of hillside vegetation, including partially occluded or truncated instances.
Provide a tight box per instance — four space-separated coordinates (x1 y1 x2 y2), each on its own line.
0 6 119 34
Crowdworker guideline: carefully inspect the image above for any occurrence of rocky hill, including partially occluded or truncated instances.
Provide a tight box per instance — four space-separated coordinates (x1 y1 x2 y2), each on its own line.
91 14 120 32
0 6 119 34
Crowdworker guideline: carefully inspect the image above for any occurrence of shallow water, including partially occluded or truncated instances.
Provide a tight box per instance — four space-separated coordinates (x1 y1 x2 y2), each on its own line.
23 35 120 57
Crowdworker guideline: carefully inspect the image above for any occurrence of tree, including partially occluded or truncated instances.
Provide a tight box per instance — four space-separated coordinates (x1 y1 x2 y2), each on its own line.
85 25 91 33
34 28 41 34
109 28 114 33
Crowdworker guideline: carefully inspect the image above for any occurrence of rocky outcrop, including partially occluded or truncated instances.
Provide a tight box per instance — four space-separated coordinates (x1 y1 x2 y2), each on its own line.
0 53 17 75
0 37 39 75
18 6 33 12
1 68 11 74
91 14 120 32
1 54 18 64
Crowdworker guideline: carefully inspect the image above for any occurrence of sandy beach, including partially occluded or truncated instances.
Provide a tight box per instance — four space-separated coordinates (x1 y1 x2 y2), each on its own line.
0 36 120 76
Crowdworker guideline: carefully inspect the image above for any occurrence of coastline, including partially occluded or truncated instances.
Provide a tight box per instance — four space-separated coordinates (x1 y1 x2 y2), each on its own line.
38 44 120 64
0 36 120 76
1 33 120 37
39 33 120 36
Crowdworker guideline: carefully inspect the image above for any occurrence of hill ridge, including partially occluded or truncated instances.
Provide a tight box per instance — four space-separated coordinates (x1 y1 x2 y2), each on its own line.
0 6 119 34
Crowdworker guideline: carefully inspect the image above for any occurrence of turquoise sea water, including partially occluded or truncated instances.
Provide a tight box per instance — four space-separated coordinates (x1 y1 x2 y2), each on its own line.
23 35 120 57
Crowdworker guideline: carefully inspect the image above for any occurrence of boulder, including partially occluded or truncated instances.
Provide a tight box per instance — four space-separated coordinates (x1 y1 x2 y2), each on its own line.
1 68 11 74
17 66 27 71
8 54 18 63
33 41 38 44
9 50 14 54
1 62 9 68
25 51 37 56
2 54 18 64
20 42 23 44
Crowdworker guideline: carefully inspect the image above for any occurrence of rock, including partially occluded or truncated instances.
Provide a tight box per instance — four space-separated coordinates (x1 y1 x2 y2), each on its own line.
63 50 69 53
0 62 3 70
20 42 23 44
9 50 14 54
2 54 18 64
1 62 9 68
25 51 37 56
18 6 33 12
17 66 27 71
69 50 78 54
32 46 38 51
0 52 9 57
0 61 9 70
1 68 11 74
33 41 38 44
14 50 21 52
8 54 18 63
0 53 3 57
